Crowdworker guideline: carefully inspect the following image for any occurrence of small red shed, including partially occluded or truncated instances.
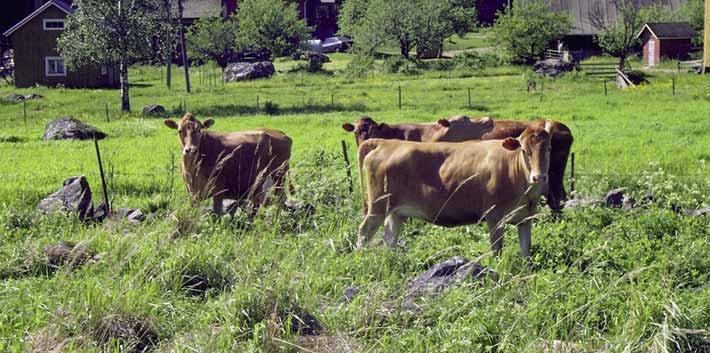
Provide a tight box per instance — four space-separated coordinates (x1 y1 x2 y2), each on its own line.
636 22 697 67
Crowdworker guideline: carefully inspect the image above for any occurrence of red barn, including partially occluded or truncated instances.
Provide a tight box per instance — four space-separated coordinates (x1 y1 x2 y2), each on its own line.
636 22 697 67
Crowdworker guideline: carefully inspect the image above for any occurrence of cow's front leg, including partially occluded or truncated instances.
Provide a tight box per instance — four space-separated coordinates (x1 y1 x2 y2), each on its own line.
357 213 384 249
486 217 505 256
383 214 404 248
212 195 224 216
517 221 532 258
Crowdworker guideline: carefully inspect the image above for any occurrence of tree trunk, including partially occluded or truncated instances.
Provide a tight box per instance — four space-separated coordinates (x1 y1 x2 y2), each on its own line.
178 0 191 93
166 60 172 89
400 39 410 59
119 60 130 112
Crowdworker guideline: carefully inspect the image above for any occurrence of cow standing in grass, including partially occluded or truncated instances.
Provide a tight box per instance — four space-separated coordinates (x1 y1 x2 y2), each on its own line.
342 115 573 212
165 113 292 215
356 121 552 257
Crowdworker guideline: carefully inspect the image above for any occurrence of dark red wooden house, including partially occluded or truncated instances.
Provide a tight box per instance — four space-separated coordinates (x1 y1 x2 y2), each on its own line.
636 22 697 66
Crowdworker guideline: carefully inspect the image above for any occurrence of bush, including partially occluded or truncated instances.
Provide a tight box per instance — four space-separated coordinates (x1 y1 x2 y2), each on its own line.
452 51 500 69
307 55 324 72
263 101 279 115
383 56 408 73
345 54 375 78
492 1 571 64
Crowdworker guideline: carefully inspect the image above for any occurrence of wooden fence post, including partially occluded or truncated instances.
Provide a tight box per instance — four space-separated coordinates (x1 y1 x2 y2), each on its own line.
105 102 110 123
570 152 575 194
603 81 608 96
94 138 111 215
398 85 402 110
23 100 27 126
672 77 676 96
340 140 354 194
467 88 471 108
256 95 260 113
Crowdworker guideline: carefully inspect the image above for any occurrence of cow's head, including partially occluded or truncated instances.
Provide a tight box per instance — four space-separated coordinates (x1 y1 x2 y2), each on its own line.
164 113 215 156
342 116 391 146
502 120 552 185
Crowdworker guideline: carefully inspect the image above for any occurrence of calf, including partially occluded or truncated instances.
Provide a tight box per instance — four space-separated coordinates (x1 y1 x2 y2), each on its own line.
165 113 292 215
357 121 552 257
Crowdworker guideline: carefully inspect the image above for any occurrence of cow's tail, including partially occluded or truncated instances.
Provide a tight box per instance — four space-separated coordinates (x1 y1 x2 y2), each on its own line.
357 140 379 215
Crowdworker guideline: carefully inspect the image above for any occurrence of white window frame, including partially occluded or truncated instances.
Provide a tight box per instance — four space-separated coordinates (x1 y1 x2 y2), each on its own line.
43 19 65 31
45 56 67 77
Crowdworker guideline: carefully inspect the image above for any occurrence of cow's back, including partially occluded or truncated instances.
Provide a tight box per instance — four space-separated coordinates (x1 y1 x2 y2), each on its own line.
363 139 529 226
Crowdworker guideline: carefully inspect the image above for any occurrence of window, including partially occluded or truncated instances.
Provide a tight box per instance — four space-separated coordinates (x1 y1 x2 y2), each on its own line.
43 19 65 30
45 57 66 76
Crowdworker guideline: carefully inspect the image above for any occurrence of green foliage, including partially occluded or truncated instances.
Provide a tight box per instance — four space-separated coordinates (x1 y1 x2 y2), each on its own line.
58 0 165 111
345 54 375 77
342 0 477 58
452 51 500 69
235 0 311 58
492 0 571 64
263 100 279 115
187 16 239 69
307 55 324 72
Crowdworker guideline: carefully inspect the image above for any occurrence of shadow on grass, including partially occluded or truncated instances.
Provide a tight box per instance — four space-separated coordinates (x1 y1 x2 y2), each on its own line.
193 102 369 117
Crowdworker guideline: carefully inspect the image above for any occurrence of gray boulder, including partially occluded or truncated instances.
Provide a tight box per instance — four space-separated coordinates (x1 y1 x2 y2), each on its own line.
4 93 42 102
42 117 106 141
224 61 275 82
37 176 94 220
406 256 495 299
533 59 575 77
113 208 146 224
142 104 167 117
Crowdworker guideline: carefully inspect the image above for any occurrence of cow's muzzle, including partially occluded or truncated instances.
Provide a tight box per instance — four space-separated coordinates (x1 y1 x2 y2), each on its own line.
530 174 548 184
183 146 198 156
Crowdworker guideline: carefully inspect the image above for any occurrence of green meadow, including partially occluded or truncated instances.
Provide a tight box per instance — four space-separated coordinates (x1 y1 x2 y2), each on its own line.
0 54 709 352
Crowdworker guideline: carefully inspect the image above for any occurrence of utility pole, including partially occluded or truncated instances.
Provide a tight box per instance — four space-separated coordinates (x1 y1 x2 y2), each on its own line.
178 0 191 93
704 0 709 73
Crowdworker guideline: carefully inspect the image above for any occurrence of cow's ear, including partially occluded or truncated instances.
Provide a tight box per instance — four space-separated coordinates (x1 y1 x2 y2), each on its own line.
502 137 521 151
437 119 450 128
203 119 215 128
164 119 178 129
342 123 355 132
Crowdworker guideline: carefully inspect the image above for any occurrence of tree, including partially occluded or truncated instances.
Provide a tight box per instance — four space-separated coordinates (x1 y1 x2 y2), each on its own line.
156 0 179 89
590 0 668 69
58 0 162 112
187 16 239 72
235 0 311 58
341 0 477 59
492 0 571 64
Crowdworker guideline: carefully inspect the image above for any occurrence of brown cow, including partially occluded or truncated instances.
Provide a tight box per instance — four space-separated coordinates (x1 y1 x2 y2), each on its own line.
357 121 553 257
165 113 292 215
342 115 494 145
342 115 573 212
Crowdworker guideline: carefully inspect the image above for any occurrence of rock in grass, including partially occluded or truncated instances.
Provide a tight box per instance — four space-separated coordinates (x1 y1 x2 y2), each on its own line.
224 61 275 82
288 310 322 336
142 104 167 117
37 176 94 220
41 117 106 141
93 314 158 353
5 92 42 102
603 188 627 208
343 286 358 303
44 241 97 271
406 256 495 300
112 208 146 224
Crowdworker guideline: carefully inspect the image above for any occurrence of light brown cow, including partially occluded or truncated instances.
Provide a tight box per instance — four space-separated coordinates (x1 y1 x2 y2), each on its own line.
342 115 573 212
165 113 292 215
356 121 552 257
342 115 494 145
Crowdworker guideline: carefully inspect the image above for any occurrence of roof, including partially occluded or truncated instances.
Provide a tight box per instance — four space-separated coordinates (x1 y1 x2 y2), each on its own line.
3 0 74 37
182 0 223 19
518 0 687 35
636 22 697 39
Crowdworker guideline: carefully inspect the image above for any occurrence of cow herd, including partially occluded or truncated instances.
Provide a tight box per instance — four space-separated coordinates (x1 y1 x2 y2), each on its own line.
164 113 574 257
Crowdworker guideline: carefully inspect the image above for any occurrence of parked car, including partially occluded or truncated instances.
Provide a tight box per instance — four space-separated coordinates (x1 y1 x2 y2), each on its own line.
321 36 352 53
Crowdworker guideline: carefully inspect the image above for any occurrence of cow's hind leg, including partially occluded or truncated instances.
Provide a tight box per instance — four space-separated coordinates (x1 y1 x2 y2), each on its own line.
517 221 532 258
383 214 404 248
357 213 384 249
486 216 505 256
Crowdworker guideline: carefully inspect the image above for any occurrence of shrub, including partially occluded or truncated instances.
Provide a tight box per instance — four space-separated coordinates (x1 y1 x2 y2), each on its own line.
263 101 279 115
383 56 408 73
345 54 375 78
492 1 571 64
452 51 500 69
307 55 324 72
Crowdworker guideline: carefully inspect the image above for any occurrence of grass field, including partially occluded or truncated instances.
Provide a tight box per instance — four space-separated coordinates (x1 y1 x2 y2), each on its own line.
0 54 709 352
